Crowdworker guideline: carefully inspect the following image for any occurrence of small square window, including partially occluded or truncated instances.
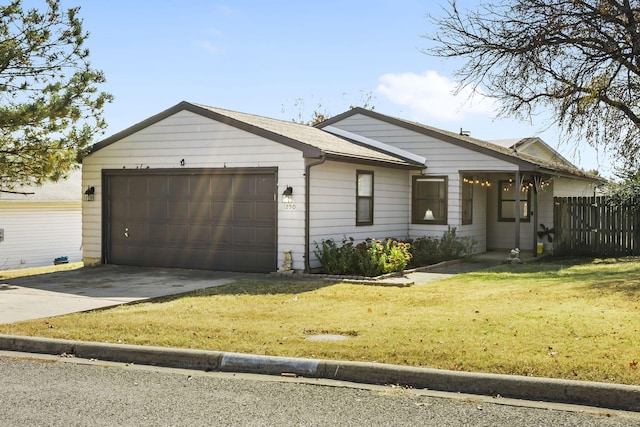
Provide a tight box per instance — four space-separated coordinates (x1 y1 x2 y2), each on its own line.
498 180 531 222
412 176 447 224
356 171 373 225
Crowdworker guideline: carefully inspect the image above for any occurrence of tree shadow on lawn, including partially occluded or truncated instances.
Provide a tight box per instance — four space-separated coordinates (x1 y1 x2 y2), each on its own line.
481 256 640 296
150 279 338 302
466 254 632 275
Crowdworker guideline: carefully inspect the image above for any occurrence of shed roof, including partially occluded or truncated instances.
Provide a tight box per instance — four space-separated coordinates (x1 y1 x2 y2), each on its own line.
318 108 599 180
89 102 425 169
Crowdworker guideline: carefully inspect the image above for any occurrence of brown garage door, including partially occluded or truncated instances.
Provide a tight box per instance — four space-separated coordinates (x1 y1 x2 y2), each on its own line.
104 169 276 273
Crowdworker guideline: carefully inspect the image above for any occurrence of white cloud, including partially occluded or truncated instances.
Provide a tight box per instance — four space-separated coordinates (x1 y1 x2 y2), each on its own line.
198 40 222 54
376 70 499 121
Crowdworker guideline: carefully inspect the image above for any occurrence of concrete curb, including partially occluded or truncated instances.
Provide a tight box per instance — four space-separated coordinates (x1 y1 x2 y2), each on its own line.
1 334 639 412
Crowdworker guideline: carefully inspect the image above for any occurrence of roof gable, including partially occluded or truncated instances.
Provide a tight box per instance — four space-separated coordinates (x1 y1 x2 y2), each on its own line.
318 108 598 180
89 102 424 169
490 137 576 168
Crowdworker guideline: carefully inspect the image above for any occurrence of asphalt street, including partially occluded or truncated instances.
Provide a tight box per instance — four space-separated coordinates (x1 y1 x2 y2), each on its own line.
1 353 638 427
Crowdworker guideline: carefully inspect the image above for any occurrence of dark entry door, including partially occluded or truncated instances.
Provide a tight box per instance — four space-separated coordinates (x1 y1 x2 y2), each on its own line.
104 169 276 273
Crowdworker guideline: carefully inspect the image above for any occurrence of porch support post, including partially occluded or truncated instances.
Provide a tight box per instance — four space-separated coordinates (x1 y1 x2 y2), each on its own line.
532 175 545 258
533 179 539 257
514 170 521 249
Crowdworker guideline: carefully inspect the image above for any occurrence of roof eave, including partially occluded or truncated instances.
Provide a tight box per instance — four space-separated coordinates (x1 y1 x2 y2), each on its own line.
88 101 323 158
318 108 536 168
323 152 424 170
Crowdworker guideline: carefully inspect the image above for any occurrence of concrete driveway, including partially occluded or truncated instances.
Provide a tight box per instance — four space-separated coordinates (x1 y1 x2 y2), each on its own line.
0 265 257 324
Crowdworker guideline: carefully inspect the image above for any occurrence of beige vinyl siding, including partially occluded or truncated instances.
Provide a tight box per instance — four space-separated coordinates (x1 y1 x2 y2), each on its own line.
308 161 410 268
519 143 558 163
82 110 307 271
0 203 82 269
328 114 519 249
553 176 597 197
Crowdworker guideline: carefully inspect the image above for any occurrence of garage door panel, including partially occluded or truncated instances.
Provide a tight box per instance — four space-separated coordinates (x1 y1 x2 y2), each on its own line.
211 175 233 198
168 201 189 221
129 200 148 219
210 201 233 219
233 176 254 200
255 226 275 244
147 176 167 197
189 201 210 220
110 199 129 219
233 202 255 220
106 170 276 273
256 178 277 201
189 176 210 198
148 200 167 218
129 178 148 196
256 202 276 222
211 226 233 245
188 224 211 245
232 226 255 245
167 176 189 197
147 224 168 243
167 224 189 243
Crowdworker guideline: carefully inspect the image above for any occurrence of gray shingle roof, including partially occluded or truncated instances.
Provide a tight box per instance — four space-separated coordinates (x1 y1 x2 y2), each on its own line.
318 108 600 180
89 102 424 169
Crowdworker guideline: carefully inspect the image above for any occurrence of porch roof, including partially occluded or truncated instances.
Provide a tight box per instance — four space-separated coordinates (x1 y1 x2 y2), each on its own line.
318 108 600 181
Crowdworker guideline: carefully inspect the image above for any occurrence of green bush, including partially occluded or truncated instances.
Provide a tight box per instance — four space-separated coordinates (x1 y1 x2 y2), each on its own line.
355 239 386 277
313 237 357 275
409 227 476 267
314 237 412 276
384 239 412 273
314 229 474 276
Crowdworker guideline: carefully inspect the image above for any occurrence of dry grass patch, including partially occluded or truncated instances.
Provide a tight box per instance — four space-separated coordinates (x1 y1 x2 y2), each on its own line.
2 258 640 385
0 262 83 280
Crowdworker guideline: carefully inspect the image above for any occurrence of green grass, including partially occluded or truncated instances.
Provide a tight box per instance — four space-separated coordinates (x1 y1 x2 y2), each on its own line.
2 257 640 385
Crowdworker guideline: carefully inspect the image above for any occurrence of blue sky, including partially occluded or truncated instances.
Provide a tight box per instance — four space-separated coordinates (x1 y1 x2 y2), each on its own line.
59 0 610 175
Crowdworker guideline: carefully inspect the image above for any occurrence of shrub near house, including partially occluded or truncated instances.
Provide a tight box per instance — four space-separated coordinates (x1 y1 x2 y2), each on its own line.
314 227 475 276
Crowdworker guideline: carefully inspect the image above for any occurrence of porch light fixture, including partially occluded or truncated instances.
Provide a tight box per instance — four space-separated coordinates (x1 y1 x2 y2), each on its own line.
423 209 435 221
84 186 95 202
282 186 293 204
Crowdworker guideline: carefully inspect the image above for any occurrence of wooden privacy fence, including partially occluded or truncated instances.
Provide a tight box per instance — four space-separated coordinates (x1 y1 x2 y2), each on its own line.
554 196 640 256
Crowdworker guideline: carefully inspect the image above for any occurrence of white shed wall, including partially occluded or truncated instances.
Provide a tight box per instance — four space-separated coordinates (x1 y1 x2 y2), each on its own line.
82 110 307 271
0 203 82 269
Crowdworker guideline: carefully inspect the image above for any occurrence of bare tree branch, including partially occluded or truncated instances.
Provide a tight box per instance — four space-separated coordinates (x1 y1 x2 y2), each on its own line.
425 0 640 174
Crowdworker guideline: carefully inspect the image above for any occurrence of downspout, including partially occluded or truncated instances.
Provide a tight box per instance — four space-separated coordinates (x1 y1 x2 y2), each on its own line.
304 155 326 273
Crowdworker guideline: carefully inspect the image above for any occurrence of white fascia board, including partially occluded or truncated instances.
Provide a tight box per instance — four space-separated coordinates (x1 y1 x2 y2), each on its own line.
322 126 428 167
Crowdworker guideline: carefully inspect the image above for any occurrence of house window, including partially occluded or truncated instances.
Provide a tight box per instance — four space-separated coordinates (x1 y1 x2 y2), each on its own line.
412 176 447 224
462 179 473 225
499 180 531 222
356 170 373 225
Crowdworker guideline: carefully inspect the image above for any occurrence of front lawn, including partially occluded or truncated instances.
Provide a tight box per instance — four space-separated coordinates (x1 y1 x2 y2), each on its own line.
2 257 640 385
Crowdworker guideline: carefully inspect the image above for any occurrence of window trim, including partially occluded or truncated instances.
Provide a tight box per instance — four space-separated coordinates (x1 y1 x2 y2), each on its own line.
498 180 531 222
356 170 374 226
461 178 473 225
412 175 448 225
